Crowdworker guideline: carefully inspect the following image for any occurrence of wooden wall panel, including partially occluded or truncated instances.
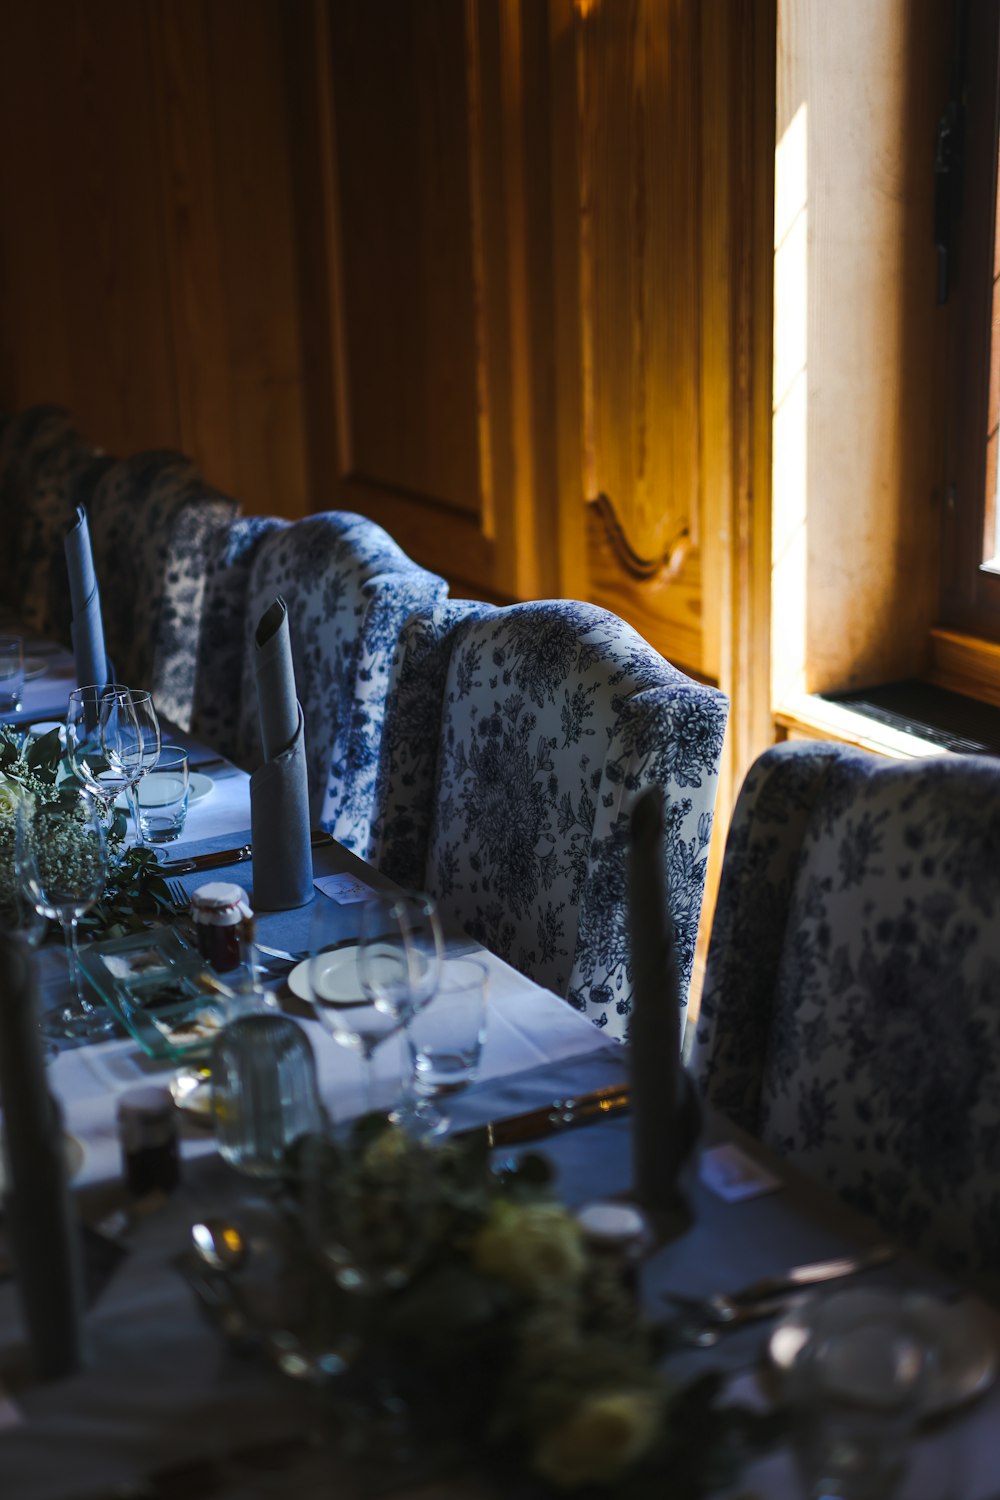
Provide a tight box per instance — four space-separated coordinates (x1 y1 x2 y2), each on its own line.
0 0 310 516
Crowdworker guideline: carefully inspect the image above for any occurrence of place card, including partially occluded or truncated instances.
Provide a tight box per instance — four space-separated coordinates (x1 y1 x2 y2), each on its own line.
314 872 377 905
700 1142 781 1203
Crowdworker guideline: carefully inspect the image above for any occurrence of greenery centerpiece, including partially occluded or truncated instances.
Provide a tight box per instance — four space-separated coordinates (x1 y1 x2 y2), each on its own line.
0 726 177 938
275 1116 778 1498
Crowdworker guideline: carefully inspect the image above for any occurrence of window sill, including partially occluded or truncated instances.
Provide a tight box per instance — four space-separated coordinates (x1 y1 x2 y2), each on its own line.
928 628 1000 710
773 693 948 760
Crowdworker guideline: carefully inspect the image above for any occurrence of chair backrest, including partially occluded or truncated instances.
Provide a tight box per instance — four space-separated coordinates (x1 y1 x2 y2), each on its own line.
690 741 1000 1285
18 435 108 639
190 515 287 760
87 452 239 727
375 599 728 1040
237 513 448 853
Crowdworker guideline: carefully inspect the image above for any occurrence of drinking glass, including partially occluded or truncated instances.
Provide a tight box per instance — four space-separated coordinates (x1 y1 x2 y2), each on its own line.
66 686 131 824
99 688 161 847
305 895 434 1119
15 792 113 1040
356 893 446 1132
0 635 24 715
137 744 189 842
401 957 488 1135
782 1288 932 1500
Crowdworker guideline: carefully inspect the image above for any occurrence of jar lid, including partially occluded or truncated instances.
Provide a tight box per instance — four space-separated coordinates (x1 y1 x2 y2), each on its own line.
191 882 250 912
117 1084 174 1122
575 1200 652 1249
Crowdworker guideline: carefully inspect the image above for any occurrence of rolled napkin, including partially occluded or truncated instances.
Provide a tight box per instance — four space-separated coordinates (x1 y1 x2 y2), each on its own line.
64 504 109 691
0 935 85 1378
250 597 312 911
628 785 701 1217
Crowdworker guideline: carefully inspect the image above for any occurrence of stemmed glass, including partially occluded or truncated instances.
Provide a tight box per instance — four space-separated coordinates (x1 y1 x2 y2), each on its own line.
357 892 444 1125
305 892 440 1120
15 791 113 1040
99 688 161 847
5 878 57 1062
65 686 133 825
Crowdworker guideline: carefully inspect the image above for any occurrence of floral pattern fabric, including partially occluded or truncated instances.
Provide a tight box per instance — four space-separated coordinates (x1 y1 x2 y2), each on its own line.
236 513 448 855
690 742 1000 1288
0 406 79 611
21 444 110 640
374 599 728 1041
191 515 286 760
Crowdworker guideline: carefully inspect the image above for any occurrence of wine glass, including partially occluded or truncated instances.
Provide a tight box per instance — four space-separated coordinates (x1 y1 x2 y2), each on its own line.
65 686 133 824
305 894 435 1120
15 792 113 1040
99 688 161 847
357 892 444 1129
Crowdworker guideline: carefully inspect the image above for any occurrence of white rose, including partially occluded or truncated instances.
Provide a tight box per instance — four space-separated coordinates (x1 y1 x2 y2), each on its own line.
0 776 25 817
472 1200 585 1297
533 1390 662 1489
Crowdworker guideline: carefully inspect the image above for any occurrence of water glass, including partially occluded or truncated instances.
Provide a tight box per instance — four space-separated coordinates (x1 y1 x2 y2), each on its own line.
137 744 189 842
211 1012 324 1178
403 957 488 1132
0 636 24 714
782 1288 932 1500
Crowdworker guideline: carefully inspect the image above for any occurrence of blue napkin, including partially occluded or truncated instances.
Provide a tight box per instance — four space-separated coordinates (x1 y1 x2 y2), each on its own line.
627 786 701 1218
250 598 312 911
64 505 109 690
0 936 86 1378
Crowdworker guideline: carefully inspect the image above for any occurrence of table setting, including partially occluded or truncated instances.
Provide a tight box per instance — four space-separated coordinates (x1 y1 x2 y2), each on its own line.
0 603 999 1500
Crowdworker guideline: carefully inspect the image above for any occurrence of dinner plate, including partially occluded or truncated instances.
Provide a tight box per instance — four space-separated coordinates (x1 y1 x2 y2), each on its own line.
769 1287 997 1415
22 656 48 681
287 944 406 1004
114 771 213 812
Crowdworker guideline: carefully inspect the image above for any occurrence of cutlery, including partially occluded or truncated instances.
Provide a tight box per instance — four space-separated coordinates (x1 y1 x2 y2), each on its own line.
157 829 335 876
661 1242 898 1326
255 942 309 964
458 1083 631 1148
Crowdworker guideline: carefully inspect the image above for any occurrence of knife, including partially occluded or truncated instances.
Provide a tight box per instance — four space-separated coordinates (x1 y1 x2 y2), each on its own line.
157 829 336 876
459 1083 631 1148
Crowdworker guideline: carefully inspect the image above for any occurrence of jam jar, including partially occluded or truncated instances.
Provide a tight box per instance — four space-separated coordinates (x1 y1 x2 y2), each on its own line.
190 882 254 973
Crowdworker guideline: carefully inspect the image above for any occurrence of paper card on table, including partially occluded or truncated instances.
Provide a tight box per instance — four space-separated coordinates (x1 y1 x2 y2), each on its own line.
700 1142 781 1202
314 872 377 905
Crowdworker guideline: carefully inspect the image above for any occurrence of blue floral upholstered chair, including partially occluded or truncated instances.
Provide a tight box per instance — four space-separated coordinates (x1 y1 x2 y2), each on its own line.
236 513 448 855
0 405 80 611
371 599 729 1042
16 427 109 639
88 452 239 727
190 515 287 761
689 741 1000 1288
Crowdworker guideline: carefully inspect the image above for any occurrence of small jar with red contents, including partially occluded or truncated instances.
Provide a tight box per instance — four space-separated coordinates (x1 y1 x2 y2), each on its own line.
190 882 255 974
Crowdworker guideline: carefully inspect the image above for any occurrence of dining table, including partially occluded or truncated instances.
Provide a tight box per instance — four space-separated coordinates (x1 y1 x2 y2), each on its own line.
1 644 1000 1499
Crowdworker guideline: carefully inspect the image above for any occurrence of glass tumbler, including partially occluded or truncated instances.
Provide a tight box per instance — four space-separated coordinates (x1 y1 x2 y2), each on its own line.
211 1013 324 1178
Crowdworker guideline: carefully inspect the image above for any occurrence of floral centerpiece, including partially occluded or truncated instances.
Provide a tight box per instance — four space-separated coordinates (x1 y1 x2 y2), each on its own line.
0 725 177 938
273 1117 779 1497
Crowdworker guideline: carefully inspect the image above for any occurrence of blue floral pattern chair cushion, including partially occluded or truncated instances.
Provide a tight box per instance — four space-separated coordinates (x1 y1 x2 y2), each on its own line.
237 513 448 854
370 598 499 891
190 515 287 760
88 453 239 725
375 600 728 1040
20 441 109 640
690 742 1000 1286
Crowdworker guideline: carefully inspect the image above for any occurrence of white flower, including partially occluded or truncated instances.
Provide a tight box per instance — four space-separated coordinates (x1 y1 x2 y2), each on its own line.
0 776 25 818
472 1200 585 1297
533 1390 662 1489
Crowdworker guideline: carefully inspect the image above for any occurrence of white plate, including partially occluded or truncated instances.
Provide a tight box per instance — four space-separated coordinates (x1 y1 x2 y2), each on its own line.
769 1288 997 1415
0 1133 84 1194
23 656 48 681
187 772 213 805
288 945 364 1004
115 771 214 812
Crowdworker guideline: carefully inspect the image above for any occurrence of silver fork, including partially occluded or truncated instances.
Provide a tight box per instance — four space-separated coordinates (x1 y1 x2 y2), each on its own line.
165 878 189 910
